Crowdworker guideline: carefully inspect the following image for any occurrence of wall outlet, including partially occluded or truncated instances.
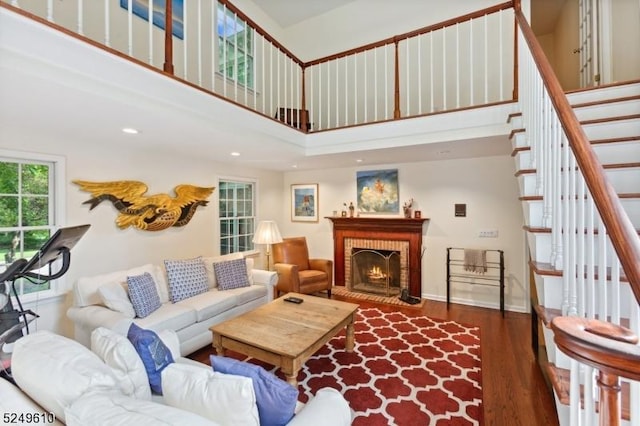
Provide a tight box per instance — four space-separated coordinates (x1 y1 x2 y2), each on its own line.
478 229 498 238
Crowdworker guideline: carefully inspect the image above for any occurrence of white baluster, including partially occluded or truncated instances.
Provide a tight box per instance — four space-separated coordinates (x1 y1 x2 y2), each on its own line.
344 57 349 126
576 172 586 316
148 0 153 65
429 32 434 113
374 47 379 121
455 23 460 109
417 37 422 115
47 0 52 22
597 216 607 319
183 0 188 81
405 40 410 116
484 15 488 104
561 132 571 315
127 0 132 56
469 19 474 106
442 26 447 110
104 0 110 47
77 0 83 35
198 0 203 87
586 193 596 319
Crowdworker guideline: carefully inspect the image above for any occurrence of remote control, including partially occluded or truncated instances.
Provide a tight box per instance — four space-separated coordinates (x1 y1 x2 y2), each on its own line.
284 296 303 304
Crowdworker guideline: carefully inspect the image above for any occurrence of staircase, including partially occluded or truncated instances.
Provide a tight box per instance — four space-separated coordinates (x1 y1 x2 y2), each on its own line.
510 82 640 425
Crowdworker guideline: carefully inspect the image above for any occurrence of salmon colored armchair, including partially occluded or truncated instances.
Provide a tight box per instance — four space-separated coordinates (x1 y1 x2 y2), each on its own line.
272 237 333 298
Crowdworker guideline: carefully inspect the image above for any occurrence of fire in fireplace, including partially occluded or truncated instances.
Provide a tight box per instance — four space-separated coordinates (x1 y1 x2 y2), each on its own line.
350 248 401 296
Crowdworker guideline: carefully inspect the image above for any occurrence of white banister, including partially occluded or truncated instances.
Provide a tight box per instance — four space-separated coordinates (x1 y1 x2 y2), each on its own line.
126 0 132 56
148 0 153 64
183 0 189 81
77 0 83 35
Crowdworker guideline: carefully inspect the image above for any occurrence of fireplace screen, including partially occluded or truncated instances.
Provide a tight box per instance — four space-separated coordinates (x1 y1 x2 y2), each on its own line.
350 248 401 296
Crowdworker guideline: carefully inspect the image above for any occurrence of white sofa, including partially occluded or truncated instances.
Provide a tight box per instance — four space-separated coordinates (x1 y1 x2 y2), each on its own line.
0 329 352 425
67 253 277 356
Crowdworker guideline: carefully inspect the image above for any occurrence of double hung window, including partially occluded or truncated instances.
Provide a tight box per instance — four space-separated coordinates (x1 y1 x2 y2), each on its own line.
217 2 254 89
0 153 63 297
218 179 255 254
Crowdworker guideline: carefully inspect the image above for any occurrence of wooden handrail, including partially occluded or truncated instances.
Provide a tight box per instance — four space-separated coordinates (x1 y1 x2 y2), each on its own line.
303 2 514 68
514 8 640 303
552 317 640 426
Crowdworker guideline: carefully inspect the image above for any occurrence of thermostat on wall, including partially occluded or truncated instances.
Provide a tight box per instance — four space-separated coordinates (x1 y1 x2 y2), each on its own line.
455 204 466 217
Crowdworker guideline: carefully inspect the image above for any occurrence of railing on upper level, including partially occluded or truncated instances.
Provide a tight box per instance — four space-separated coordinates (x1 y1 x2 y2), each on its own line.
514 4 640 426
0 0 515 132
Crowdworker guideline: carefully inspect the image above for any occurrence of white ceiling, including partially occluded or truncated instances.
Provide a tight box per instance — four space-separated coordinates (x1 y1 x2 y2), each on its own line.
253 0 357 28
0 4 517 173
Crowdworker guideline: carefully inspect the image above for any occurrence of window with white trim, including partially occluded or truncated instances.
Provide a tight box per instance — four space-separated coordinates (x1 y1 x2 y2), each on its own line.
0 152 64 298
218 179 255 254
217 2 254 89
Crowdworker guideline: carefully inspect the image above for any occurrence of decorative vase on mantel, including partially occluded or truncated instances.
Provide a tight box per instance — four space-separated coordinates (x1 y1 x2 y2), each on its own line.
403 208 412 218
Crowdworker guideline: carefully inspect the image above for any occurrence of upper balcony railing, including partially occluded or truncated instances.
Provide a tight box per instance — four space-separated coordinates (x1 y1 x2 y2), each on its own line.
0 0 515 132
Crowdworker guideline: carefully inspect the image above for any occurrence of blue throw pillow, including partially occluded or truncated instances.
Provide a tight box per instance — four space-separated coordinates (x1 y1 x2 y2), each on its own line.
210 355 298 426
127 323 174 394
214 258 250 291
127 272 161 318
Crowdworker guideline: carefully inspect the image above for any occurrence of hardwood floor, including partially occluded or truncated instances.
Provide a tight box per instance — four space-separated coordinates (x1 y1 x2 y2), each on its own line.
190 296 559 426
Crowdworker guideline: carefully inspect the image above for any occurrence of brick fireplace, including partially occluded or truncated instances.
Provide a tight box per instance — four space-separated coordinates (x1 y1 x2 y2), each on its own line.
326 217 428 298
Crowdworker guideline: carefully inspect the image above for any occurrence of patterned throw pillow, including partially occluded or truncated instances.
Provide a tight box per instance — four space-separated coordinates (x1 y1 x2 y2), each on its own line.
127 323 174 395
164 257 209 302
127 273 161 318
214 258 251 291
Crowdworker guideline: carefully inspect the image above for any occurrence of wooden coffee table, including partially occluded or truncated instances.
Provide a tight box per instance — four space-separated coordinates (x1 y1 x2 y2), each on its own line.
210 293 359 385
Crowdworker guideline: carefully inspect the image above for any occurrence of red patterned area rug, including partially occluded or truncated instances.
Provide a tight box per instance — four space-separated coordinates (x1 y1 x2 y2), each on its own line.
231 307 483 426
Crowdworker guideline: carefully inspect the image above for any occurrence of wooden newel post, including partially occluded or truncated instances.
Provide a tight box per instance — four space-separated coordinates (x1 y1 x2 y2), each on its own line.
597 371 621 426
393 38 401 119
163 0 174 74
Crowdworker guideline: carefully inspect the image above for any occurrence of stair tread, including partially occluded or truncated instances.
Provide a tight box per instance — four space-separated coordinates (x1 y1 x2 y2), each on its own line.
519 193 640 201
571 94 640 109
523 224 640 235
534 304 630 328
510 135 640 157
546 363 630 420
529 259 630 283
581 113 640 126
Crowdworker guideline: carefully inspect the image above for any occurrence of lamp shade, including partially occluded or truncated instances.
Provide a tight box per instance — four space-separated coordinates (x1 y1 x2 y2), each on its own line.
252 221 283 245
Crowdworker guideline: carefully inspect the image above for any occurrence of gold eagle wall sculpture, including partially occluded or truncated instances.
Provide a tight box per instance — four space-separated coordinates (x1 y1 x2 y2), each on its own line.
73 180 215 231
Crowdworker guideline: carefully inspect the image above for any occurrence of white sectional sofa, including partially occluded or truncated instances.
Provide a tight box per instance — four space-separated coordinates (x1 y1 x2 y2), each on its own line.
0 329 352 425
67 253 277 356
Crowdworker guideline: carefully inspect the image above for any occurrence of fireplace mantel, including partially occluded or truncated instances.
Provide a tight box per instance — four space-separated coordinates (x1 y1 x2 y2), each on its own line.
326 216 429 298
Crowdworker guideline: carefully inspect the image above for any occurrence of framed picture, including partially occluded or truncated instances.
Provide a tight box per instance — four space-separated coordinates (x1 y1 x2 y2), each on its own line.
357 169 399 214
291 184 319 222
120 0 184 40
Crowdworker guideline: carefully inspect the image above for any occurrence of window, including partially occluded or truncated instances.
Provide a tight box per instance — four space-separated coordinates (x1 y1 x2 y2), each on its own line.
217 2 254 89
218 179 255 254
0 152 64 298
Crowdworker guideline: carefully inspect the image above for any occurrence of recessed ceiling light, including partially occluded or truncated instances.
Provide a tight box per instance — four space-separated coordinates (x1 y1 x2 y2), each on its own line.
230 152 240 157
291 164 298 168
122 127 139 134
356 159 363 163
438 150 451 155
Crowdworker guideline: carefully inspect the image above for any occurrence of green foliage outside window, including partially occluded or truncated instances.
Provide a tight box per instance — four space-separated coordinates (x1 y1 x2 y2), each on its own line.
0 160 53 294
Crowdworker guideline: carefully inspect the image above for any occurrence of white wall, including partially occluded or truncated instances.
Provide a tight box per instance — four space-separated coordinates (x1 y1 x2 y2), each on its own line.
278 0 501 62
612 0 640 83
0 125 283 338
280 155 528 313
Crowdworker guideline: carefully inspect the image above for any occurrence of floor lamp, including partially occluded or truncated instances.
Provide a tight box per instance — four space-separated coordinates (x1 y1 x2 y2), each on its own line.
252 221 283 271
